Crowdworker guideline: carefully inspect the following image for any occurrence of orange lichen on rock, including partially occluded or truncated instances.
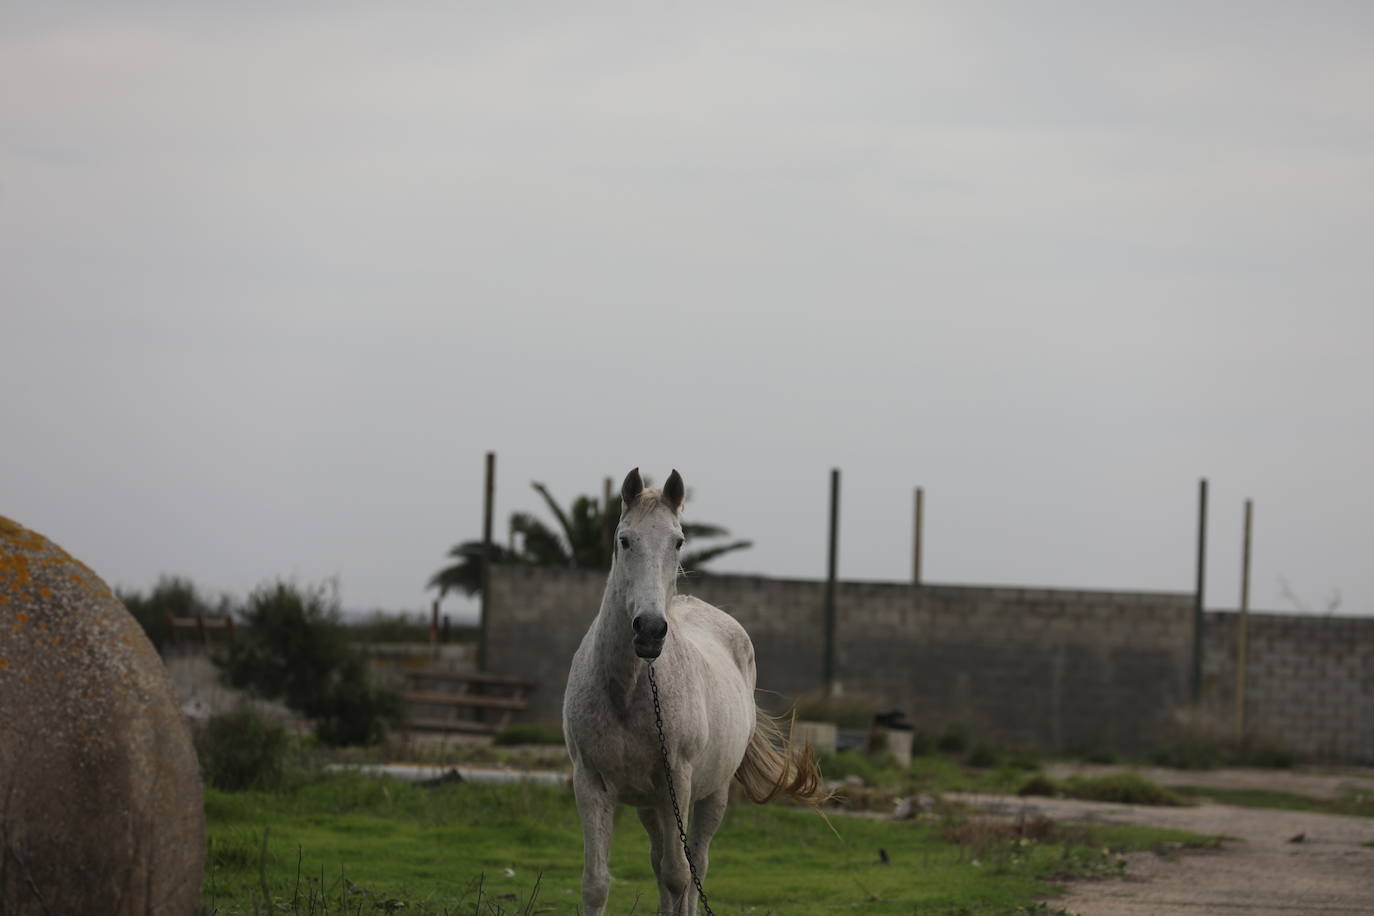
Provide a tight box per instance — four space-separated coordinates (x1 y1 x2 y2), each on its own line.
0 515 114 603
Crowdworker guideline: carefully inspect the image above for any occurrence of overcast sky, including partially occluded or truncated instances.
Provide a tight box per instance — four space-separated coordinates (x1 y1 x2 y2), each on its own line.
4 3 1371 623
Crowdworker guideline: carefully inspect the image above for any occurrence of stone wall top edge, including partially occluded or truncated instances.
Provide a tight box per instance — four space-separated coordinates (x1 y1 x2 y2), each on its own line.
1205 608 1374 626
489 565 1195 603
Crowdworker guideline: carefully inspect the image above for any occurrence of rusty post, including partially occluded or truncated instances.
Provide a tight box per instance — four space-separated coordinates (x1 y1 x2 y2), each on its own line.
603 476 614 563
913 486 924 586
479 451 495 671
1236 498 1253 738
824 468 840 697
1192 477 1208 704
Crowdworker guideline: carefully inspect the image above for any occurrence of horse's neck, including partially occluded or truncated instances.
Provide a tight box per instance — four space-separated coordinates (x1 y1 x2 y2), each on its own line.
590 584 646 702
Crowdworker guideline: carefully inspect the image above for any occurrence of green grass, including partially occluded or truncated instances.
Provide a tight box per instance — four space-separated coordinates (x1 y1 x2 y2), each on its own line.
1175 785 1374 818
818 752 1046 803
203 773 1220 914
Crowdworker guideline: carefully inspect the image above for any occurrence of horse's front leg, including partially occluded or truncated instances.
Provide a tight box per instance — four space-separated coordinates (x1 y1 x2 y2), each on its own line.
572 767 616 916
636 807 668 912
650 767 694 915
684 787 729 916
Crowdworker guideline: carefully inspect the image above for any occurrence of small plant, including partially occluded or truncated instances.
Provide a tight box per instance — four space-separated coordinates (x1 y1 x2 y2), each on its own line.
1017 774 1060 798
936 722 970 755
196 707 291 791
1005 748 1042 771
965 743 1001 768
492 723 565 746
1151 717 1296 769
791 691 883 730
1019 772 1186 807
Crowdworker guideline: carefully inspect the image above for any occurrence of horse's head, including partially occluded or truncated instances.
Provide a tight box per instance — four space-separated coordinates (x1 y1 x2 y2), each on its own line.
612 466 685 660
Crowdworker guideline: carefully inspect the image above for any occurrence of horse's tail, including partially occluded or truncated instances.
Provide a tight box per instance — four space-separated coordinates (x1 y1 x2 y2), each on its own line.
734 705 829 806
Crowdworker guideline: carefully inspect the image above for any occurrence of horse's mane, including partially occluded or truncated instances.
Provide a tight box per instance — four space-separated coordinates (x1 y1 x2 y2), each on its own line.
622 487 680 521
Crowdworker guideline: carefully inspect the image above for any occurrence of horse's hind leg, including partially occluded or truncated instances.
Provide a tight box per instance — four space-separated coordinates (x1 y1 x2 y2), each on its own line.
573 768 615 916
684 787 729 916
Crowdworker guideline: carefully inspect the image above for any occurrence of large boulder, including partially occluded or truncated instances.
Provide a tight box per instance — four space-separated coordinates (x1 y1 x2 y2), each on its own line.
0 516 204 914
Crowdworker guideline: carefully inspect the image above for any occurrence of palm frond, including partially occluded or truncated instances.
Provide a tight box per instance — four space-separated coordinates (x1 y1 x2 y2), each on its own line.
511 512 571 566
681 539 753 572
531 482 576 553
682 522 730 540
428 541 521 597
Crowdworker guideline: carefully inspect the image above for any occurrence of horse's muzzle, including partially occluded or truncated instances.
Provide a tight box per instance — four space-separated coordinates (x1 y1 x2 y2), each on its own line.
632 613 667 658
633 636 664 659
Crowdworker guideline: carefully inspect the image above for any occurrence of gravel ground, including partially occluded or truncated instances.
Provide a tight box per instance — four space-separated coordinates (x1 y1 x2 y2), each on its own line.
1043 762 1374 801
951 773 1374 916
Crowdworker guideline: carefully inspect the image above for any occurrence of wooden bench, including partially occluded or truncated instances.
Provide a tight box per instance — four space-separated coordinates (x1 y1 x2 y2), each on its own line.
164 613 236 649
401 668 535 735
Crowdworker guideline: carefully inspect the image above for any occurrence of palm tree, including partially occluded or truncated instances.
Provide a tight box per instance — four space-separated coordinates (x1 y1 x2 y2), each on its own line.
428 478 753 597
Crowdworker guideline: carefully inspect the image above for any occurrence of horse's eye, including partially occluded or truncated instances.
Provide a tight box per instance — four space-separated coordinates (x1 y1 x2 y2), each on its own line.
618 536 630 550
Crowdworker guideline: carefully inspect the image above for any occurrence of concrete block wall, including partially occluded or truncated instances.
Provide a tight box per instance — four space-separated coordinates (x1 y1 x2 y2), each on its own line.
485 566 1194 755
831 583 1193 754
1203 611 1374 762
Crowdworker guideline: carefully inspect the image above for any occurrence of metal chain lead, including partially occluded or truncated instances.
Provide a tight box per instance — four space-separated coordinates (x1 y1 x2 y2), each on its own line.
646 662 715 916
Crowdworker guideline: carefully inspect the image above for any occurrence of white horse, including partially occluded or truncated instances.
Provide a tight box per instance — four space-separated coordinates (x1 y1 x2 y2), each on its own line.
563 468 824 916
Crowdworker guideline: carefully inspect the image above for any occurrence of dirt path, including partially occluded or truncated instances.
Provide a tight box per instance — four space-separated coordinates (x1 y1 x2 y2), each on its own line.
951 790 1374 915
1043 762 1374 801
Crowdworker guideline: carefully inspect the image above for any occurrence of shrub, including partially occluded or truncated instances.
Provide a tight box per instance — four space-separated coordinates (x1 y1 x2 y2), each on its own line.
1005 748 1042 771
196 707 290 791
1018 772 1185 806
493 723 565 746
1152 719 1296 770
1232 737 1296 769
817 750 900 788
311 656 403 747
909 730 935 757
936 722 970 755
118 575 222 652
1017 774 1060 798
1062 773 1187 806
792 692 882 730
217 580 400 746
965 743 1001 768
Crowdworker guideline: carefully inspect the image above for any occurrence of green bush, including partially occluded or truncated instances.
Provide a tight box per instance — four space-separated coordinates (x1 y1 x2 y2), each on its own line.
1005 748 1042 771
1232 737 1297 769
1152 724 1296 770
1063 773 1187 806
936 722 970 755
909 730 935 756
493 723 565 746
118 575 223 652
196 707 290 791
217 580 400 746
965 743 1001 768
1020 772 1186 807
1016 774 1060 798
792 694 880 730
817 750 900 788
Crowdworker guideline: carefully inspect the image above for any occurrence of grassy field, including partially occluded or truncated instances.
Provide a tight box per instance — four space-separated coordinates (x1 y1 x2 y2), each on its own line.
202 773 1218 915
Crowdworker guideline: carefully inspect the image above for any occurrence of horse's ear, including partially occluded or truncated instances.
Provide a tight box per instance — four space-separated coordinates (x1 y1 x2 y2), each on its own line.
663 469 685 513
621 467 644 511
